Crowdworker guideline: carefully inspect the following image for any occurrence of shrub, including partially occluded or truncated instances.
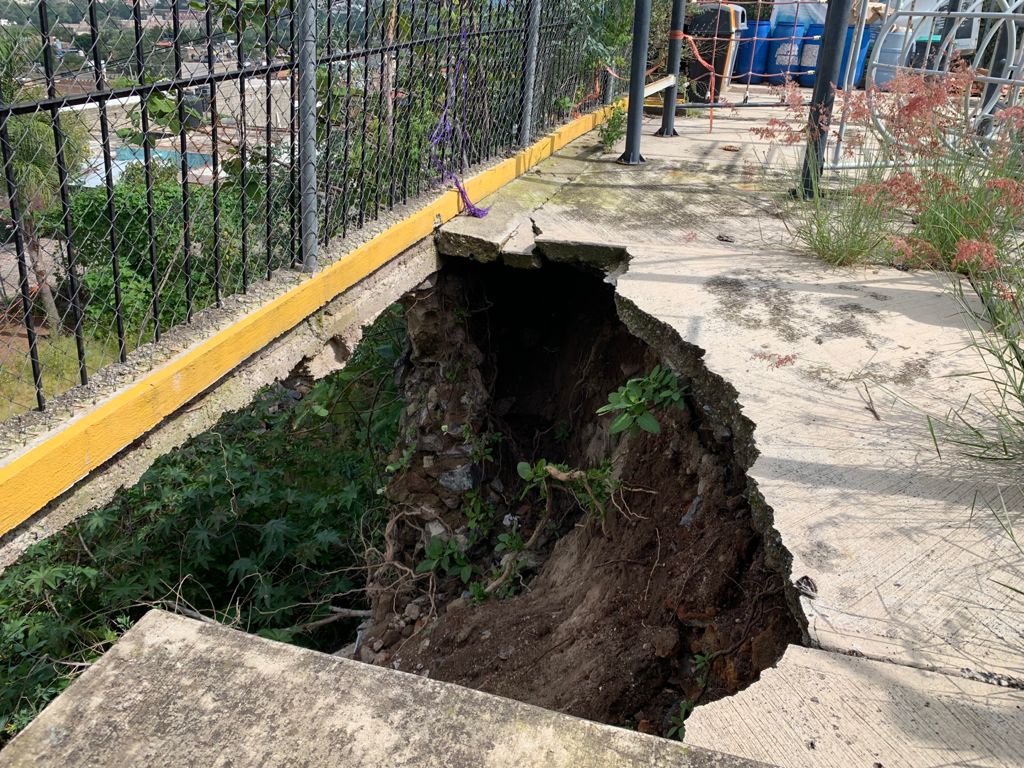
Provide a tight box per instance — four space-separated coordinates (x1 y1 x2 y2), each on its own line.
0 305 405 743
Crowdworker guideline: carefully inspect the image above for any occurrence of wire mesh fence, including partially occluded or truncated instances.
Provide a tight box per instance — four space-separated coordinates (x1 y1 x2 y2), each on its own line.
0 0 630 422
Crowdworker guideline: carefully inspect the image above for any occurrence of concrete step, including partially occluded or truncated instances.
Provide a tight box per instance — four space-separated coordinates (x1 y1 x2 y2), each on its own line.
686 645 1024 768
0 609 768 768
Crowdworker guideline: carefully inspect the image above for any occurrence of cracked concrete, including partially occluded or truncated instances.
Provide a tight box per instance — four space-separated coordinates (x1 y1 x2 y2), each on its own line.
430 94 1024 767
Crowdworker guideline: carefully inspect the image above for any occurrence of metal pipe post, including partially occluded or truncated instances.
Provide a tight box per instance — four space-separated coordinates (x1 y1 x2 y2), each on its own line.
298 0 319 271
656 0 686 137
619 0 653 164
800 0 855 198
829 0 870 166
519 0 542 146
600 68 615 106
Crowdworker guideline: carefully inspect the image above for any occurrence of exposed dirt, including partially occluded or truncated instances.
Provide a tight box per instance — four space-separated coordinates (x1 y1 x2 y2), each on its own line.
360 258 804 736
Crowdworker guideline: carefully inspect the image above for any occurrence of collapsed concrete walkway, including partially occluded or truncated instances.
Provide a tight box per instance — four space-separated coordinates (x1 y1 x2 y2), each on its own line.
436 110 1024 766
6 108 1022 768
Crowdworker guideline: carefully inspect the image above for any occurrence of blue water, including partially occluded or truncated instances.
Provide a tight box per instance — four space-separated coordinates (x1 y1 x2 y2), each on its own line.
78 147 215 188
114 146 213 169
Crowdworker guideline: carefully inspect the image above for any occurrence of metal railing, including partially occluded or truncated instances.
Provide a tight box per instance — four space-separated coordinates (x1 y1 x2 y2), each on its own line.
616 0 1024 190
0 0 622 422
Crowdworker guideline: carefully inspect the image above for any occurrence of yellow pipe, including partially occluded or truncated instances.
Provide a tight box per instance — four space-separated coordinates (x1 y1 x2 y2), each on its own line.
0 104 620 537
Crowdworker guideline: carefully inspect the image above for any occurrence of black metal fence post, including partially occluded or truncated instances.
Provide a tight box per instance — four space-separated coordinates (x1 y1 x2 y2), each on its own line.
800 0 854 198
655 0 685 137
600 68 615 106
0 119 45 411
131 0 163 340
171 0 195 320
297 0 319 271
619 0 652 165
38 0 88 384
519 0 542 147
87 0 127 361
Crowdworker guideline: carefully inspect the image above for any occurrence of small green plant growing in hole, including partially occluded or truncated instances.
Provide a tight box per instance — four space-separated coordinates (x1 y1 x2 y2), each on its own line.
517 458 620 536
441 424 501 464
468 580 489 604
516 458 551 495
416 536 474 584
464 489 496 539
665 699 695 741
488 558 526 599
495 528 525 554
693 652 711 686
599 105 627 152
463 425 501 464
597 365 685 435
385 445 415 474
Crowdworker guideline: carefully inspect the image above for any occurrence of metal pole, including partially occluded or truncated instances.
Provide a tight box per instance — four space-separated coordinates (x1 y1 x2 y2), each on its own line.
619 0 652 164
298 0 319 271
600 68 615 106
519 0 542 146
830 0 870 165
800 0 855 198
656 0 685 137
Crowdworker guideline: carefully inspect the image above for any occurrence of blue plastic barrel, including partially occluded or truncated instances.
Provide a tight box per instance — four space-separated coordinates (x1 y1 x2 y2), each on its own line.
734 20 772 84
765 22 807 84
856 26 881 88
797 23 825 87
798 25 877 89
837 25 875 88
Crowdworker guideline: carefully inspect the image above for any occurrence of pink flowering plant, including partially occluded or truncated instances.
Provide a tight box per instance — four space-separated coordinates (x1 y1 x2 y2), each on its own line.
759 70 1024 459
763 70 1024 276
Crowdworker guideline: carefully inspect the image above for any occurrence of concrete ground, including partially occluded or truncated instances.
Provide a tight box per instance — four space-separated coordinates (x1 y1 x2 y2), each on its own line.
436 96 1024 766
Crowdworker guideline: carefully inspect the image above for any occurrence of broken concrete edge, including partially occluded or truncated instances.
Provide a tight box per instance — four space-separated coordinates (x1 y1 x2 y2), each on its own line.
437 233 632 274
0 242 439 570
0 609 775 768
430 240 809 650
613 292 810 647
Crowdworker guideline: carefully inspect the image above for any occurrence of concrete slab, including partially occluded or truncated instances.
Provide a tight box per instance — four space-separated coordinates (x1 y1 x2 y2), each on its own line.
686 645 1024 768
0 610 767 768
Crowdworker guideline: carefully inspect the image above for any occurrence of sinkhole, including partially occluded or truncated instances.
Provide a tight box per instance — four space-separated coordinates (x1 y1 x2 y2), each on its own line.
358 255 806 735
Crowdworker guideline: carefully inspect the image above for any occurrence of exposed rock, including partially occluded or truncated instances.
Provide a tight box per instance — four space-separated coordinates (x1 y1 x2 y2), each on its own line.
439 465 475 492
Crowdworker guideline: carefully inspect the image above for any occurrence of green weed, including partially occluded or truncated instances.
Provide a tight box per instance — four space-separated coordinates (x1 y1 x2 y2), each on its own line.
415 536 475 584
596 364 685 435
665 699 695 740
599 105 627 152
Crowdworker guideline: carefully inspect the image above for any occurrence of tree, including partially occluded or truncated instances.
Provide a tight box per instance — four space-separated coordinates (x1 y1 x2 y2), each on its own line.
0 32 89 334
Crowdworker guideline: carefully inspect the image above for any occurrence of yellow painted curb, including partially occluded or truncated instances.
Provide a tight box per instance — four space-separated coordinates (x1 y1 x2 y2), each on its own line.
0 104 621 537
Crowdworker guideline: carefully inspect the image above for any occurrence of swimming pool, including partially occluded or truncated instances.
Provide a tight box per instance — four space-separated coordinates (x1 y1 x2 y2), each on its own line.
78 147 215 188
114 146 213 169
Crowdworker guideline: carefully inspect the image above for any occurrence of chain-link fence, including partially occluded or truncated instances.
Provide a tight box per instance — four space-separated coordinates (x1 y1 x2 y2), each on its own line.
0 0 630 421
